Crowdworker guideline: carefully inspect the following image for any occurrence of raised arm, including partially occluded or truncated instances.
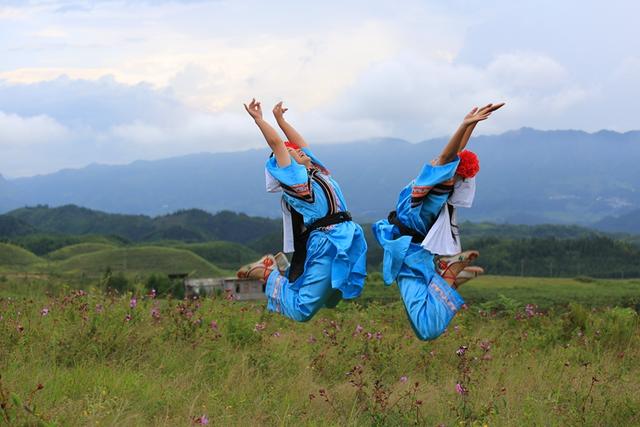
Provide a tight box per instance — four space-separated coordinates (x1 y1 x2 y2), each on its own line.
272 102 309 148
244 98 290 168
458 103 505 152
436 103 505 164
435 120 473 165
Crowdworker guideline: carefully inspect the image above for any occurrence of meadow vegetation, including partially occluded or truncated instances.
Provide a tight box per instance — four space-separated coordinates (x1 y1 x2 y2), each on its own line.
1 207 640 425
0 274 639 426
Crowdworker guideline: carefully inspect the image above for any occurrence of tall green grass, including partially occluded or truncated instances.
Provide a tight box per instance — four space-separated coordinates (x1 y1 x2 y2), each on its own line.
0 282 638 426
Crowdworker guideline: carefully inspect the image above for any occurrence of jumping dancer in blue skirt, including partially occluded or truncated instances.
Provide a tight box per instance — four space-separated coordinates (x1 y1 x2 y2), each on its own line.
372 103 504 340
238 99 367 322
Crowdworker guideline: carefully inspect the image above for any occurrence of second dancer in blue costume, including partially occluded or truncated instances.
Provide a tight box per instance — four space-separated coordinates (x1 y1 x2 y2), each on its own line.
372 103 504 340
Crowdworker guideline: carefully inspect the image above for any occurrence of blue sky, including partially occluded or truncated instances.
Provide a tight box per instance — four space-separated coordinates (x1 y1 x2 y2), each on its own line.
0 0 638 176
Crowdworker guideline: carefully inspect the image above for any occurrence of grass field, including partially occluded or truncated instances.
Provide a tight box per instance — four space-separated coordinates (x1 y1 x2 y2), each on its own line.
46 243 120 261
175 241 260 270
1 275 639 426
53 246 225 278
0 243 43 267
361 273 640 310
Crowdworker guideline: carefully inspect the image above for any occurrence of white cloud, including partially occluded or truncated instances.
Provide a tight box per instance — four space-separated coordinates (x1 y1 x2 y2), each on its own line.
0 0 638 176
487 53 568 91
31 26 68 38
0 111 69 145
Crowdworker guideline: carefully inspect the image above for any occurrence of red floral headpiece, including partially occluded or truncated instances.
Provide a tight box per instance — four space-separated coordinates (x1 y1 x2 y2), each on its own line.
456 150 480 178
284 141 300 150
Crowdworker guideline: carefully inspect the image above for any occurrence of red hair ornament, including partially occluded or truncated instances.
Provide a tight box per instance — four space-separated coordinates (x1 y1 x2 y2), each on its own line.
284 141 300 150
456 150 480 179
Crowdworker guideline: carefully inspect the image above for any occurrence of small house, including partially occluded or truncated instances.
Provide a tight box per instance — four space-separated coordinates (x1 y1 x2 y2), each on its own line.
184 277 266 300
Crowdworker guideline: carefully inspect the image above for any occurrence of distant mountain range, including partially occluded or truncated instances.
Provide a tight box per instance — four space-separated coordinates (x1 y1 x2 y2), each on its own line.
593 208 640 234
1 128 639 226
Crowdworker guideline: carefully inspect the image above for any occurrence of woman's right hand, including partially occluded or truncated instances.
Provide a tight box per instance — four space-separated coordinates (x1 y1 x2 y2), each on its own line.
244 98 263 120
272 101 288 121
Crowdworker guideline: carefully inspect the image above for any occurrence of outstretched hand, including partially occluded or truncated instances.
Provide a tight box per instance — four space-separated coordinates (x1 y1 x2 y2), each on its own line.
463 102 505 126
272 101 288 121
244 98 263 120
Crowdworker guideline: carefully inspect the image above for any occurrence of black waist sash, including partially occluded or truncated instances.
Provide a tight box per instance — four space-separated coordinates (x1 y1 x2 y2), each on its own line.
387 210 425 244
287 170 352 282
288 211 352 282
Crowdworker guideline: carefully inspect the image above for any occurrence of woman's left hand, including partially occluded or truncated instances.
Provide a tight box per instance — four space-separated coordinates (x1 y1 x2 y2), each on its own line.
462 102 505 125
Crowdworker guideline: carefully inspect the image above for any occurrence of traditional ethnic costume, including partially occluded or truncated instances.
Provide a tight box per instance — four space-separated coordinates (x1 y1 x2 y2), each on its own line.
372 152 477 340
264 147 367 322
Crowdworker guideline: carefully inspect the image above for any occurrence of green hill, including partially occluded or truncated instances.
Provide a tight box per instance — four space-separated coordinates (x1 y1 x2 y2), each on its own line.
7 205 281 244
55 246 226 277
152 209 281 243
0 243 42 267
176 241 260 270
10 234 125 256
459 221 601 240
7 205 154 241
0 215 36 237
46 243 119 261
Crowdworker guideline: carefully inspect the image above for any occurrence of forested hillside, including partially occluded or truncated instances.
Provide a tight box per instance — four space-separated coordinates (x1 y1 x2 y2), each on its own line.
1 205 640 278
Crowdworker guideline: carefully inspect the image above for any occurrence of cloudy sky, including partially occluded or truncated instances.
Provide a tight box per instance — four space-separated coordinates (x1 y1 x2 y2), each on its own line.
0 0 638 177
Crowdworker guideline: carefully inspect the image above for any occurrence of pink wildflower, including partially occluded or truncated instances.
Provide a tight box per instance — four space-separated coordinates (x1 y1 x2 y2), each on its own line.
124 314 132 322
41 308 49 316
272 331 281 337
355 324 364 334
210 320 218 330
151 307 160 320
95 304 104 313
307 335 317 344
455 382 468 395
254 322 266 332
375 331 383 340
455 345 468 357
525 304 537 318
400 376 408 383
479 340 491 352
150 289 157 299
129 297 137 309
193 415 209 425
